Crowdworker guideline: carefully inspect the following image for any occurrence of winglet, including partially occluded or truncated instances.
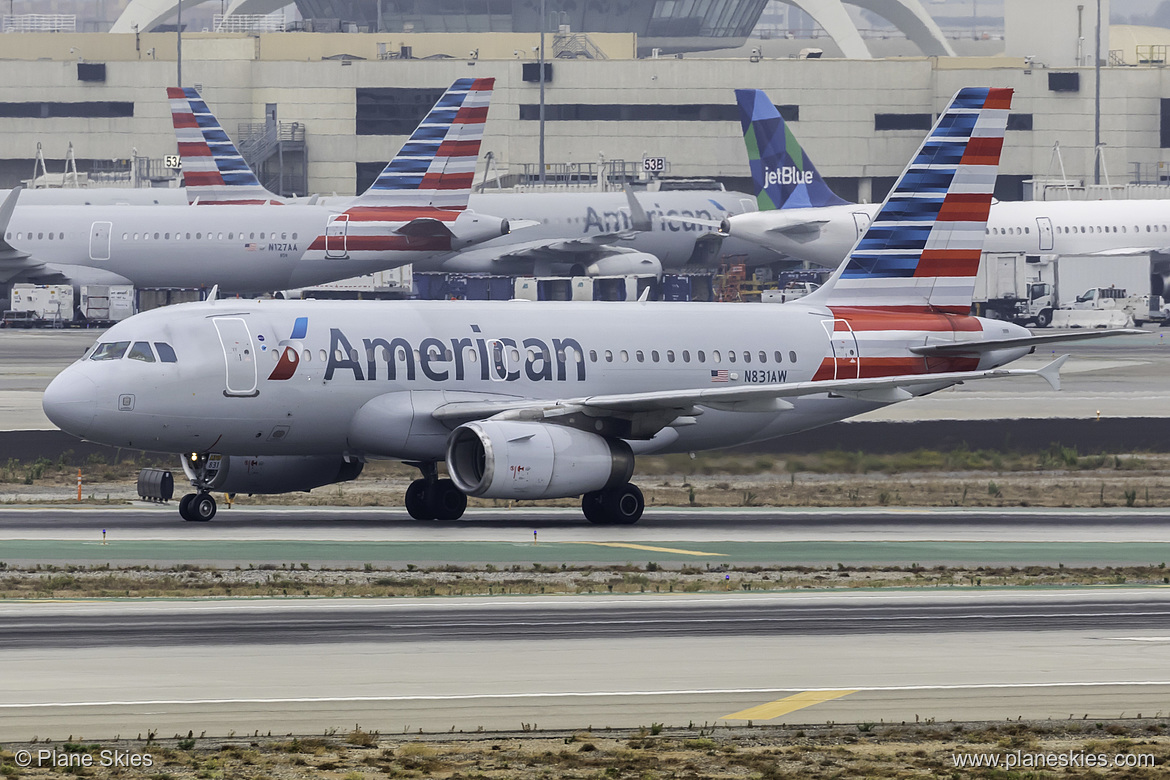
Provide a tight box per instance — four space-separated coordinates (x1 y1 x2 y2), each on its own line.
637 285 651 303
624 187 652 232
206 284 219 303
1036 354 1069 392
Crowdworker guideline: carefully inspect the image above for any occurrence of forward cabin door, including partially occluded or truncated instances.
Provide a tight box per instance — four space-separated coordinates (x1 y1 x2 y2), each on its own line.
1036 216 1054 251
821 319 860 379
214 317 259 397
89 221 112 261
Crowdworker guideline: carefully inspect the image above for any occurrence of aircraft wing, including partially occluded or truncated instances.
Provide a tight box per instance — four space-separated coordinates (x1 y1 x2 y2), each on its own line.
445 235 639 266
431 356 1068 437
910 329 1147 356
0 187 45 283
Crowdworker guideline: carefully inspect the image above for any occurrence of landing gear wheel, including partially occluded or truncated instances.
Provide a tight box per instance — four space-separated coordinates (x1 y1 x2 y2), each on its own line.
601 483 644 525
429 478 467 521
405 479 435 521
581 491 606 524
178 493 195 521
191 493 216 522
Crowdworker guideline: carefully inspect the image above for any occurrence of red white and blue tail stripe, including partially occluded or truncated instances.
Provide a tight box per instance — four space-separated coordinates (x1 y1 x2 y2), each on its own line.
821 87 1012 314
357 77 494 209
167 86 281 205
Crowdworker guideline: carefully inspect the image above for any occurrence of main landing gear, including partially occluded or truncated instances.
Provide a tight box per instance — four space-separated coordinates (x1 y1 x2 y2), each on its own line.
404 461 468 521
179 491 217 522
581 483 645 525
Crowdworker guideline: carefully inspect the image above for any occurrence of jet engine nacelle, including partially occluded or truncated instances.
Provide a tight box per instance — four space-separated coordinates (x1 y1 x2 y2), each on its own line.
446 421 634 500
585 252 663 278
181 454 363 495
451 211 510 250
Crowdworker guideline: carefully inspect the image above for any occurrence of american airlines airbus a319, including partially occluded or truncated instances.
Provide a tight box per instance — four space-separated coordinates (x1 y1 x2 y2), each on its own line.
0 79 509 290
43 87 1135 524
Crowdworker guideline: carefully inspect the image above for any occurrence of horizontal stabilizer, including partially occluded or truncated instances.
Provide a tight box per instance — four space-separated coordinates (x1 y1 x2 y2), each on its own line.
909 328 1147 356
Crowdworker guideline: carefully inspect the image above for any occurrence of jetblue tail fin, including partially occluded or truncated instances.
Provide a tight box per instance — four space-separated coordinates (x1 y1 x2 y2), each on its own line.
357 78 494 209
167 87 282 205
735 88 849 211
811 86 1012 315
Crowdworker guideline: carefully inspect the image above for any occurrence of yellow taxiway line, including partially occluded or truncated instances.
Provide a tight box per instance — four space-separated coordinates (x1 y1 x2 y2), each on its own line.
561 542 726 557
723 689 857 721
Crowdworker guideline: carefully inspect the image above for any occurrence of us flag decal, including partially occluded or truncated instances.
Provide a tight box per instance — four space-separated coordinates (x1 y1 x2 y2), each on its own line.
711 369 729 382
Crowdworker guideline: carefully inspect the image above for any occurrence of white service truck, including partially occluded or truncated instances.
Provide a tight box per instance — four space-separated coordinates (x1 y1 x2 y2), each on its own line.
973 253 1160 327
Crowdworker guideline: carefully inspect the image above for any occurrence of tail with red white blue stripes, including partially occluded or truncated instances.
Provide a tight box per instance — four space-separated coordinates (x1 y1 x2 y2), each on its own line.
167 87 281 205
356 78 494 209
812 86 1012 314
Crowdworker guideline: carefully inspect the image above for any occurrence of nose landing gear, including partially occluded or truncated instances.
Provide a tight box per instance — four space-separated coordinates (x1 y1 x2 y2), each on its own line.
404 461 468 521
178 453 220 522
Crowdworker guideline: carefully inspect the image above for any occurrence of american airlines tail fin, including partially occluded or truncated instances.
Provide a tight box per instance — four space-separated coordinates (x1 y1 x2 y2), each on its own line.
167 87 282 205
356 78 494 209
735 88 849 211
809 86 1012 315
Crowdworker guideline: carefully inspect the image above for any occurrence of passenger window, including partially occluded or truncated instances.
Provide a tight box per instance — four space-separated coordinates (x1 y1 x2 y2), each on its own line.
292 233 298 240
682 350 690 362
604 350 613 362
697 350 705 363
620 350 629 363
589 350 598 362
128 342 155 363
90 341 130 361
635 350 644 362
651 350 660 362
759 351 767 363
196 232 202 239
789 350 797 363
666 350 675 363
302 350 311 363
774 350 783 363
728 351 736 363
743 351 751 363
250 232 256 240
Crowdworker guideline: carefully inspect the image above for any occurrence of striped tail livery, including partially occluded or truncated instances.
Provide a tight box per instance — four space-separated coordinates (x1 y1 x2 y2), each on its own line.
167 87 282 205
816 86 1011 316
357 77 494 209
803 86 1014 380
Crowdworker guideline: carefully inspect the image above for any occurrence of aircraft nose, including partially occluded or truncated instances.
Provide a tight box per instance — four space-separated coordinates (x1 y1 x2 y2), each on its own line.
42 370 98 438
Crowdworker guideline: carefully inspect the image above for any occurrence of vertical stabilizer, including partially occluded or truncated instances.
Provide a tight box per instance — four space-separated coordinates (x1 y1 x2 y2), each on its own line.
357 78 495 209
167 87 281 205
811 86 1012 315
735 88 849 211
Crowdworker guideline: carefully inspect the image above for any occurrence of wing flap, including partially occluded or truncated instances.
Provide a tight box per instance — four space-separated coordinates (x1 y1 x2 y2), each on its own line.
909 329 1146 356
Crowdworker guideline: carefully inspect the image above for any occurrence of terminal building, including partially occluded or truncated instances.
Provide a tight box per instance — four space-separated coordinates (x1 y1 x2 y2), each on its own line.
2 0 1170 204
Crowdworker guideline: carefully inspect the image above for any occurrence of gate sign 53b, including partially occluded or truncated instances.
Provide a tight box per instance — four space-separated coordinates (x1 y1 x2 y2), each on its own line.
641 157 666 173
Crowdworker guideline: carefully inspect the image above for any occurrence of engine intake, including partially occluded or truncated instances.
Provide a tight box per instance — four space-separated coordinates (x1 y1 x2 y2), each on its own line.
446 421 633 499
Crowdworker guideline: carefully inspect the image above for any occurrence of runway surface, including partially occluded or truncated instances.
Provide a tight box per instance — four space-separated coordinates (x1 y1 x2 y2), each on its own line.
3 506 1170 566
3 591 1169 739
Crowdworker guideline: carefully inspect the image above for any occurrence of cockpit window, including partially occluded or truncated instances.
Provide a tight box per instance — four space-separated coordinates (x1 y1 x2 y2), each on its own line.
90 341 130 361
128 342 156 363
155 342 178 363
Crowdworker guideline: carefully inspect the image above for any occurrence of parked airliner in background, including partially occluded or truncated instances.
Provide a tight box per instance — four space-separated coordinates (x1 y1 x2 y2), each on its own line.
165 86 776 277
729 88 1170 295
44 87 1138 524
0 79 510 289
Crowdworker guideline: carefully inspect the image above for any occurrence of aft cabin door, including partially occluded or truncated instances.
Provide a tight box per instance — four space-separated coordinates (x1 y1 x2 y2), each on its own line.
89 221 112 261
821 319 860 380
852 211 871 238
214 317 259 397
1036 216 1054 251
325 214 349 258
